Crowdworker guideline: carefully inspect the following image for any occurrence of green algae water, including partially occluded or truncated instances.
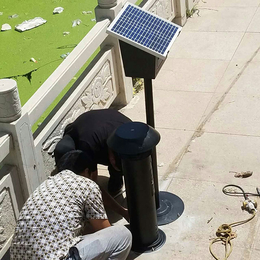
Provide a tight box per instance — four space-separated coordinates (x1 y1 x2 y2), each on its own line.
0 0 97 105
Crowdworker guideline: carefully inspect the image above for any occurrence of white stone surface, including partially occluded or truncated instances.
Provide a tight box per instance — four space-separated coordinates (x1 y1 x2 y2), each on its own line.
183 7 256 32
154 58 229 92
197 0 260 7
175 132 260 184
204 93 260 136
169 31 243 60
232 33 260 62
120 0 260 258
0 133 11 163
120 89 213 130
223 62 260 97
247 7 260 32
153 89 212 130
156 128 194 177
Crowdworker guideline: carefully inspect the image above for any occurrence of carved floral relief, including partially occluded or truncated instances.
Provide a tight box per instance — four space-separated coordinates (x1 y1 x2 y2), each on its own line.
81 61 113 110
148 0 173 20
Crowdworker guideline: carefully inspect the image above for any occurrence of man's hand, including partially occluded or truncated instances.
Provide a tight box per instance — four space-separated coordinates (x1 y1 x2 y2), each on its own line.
108 149 120 171
99 187 130 222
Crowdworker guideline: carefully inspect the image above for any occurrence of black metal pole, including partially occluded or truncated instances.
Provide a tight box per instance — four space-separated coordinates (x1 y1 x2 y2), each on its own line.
143 78 184 226
144 78 160 209
144 78 155 127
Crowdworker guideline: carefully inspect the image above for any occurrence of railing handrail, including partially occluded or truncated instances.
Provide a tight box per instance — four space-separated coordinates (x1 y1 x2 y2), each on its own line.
23 19 110 126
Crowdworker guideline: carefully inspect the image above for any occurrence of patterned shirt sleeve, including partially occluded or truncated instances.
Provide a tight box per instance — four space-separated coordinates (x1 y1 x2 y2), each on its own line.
84 183 107 220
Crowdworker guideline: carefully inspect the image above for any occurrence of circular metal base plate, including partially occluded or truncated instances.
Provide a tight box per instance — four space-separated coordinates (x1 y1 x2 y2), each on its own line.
132 229 166 253
157 191 184 226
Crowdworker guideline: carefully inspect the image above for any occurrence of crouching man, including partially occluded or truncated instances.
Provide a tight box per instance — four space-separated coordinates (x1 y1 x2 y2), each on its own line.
10 150 132 260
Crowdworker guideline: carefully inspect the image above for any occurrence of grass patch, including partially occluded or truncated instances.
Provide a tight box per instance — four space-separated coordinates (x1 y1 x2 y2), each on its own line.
135 0 144 6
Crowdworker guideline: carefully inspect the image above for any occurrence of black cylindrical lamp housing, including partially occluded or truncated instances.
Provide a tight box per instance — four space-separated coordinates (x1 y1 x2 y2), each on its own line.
122 156 157 248
107 122 161 250
107 121 160 157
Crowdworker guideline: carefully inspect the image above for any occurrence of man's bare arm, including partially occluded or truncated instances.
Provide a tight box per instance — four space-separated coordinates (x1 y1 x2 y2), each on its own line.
100 186 129 222
89 219 111 232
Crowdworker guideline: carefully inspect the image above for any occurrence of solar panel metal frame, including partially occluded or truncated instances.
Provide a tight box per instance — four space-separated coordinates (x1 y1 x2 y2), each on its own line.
107 2 182 60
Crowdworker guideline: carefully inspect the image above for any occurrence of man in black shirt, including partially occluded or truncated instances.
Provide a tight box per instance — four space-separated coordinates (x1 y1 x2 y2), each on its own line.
54 109 132 195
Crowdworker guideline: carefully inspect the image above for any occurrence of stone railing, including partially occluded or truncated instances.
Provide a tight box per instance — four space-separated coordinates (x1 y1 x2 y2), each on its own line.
0 0 187 258
0 79 25 258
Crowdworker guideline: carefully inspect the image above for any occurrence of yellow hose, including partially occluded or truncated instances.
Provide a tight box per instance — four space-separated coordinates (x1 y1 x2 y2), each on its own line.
209 211 256 260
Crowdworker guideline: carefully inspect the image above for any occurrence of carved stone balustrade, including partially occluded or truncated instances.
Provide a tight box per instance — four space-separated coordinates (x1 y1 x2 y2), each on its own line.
98 0 117 8
0 79 21 123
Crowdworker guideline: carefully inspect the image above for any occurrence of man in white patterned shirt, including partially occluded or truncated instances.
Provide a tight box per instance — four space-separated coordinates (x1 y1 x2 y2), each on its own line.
10 150 132 260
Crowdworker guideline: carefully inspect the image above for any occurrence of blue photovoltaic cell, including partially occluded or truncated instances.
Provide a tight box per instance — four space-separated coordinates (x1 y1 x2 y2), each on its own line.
108 4 180 57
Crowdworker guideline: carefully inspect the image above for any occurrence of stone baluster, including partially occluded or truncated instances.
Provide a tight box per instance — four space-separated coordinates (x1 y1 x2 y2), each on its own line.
0 79 42 199
0 79 21 123
95 0 133 106
174 0 187 26
98 0 118 8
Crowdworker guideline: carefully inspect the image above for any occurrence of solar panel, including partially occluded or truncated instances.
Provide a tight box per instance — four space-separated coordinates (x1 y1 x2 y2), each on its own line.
107 2 181 60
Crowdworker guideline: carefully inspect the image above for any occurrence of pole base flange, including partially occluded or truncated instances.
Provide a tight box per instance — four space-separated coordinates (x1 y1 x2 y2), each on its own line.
132 229 166 253
157 191 184 226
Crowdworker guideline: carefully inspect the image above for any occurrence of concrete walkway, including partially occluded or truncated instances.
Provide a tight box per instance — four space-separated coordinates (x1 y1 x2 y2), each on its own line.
118 0 260 259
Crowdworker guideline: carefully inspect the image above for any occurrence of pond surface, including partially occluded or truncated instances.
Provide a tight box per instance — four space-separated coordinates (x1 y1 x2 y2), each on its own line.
0 0 97 105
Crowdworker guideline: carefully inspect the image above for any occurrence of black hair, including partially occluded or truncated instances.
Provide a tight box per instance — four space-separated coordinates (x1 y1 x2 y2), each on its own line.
54 134 76 165
57 150 97 175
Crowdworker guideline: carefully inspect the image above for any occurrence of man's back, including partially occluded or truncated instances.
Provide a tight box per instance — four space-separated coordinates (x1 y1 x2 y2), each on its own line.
10 170 106 260
64 109 131 165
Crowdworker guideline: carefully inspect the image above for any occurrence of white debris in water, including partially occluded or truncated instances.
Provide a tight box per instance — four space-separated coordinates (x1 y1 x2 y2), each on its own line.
63 31 70 36
1 23 11 31
8 14 18 19
72 19 81 27
60 52 70 59
30 57 37 63
53 7 64 14
15 17 47 32
82 11 92 15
